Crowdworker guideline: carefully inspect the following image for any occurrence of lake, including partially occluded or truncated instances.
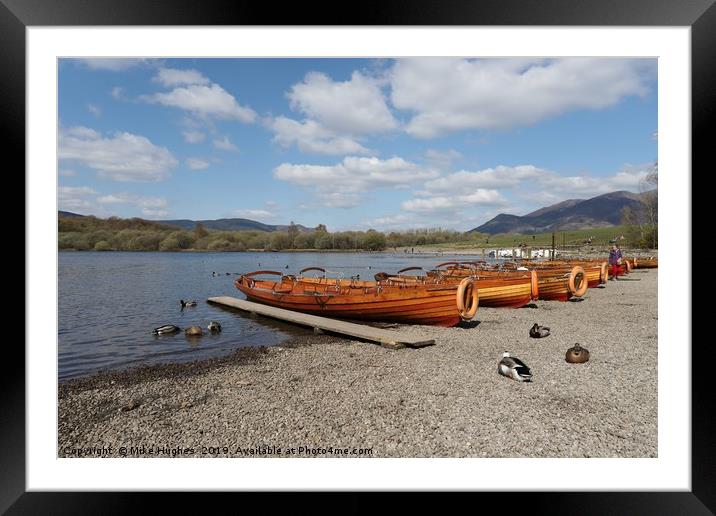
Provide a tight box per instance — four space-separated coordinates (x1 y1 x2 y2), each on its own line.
59 250 488 379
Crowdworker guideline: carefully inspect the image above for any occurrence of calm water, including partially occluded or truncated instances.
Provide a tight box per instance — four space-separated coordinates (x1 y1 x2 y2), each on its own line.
59 251 486 379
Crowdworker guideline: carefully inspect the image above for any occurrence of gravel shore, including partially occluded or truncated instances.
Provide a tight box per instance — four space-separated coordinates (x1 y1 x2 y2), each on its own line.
59 269 657 458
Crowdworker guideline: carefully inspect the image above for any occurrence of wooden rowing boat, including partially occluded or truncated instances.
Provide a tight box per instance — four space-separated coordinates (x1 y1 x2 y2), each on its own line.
634 258 658 268
379 265 534 308
428 262 585 301
234 270 477 327
497 260 608 287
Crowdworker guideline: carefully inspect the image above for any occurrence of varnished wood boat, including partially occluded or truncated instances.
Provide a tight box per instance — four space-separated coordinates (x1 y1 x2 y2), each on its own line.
429 262 586 301
378 265 534 308
234 270 478 327
497 260 608 287
634 257 658 268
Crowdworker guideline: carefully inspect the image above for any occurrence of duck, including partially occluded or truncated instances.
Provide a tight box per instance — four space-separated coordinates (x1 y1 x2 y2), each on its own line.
207 321 222 333
185 326 204 336
498 352 533 382
529 323 551 338
180 299 198 308
152 324 181 335
565 343 590 364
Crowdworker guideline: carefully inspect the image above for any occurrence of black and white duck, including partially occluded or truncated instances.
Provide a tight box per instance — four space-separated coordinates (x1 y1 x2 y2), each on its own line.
180 299 198 308
498 352 533 382
529 323 551 338
152 324 181 335
207 321 222 333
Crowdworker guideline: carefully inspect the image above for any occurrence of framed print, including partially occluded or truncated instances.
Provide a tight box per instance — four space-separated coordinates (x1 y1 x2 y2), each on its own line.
9 0 713 512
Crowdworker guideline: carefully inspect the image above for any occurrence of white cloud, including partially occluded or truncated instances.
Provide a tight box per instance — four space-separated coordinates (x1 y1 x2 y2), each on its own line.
153 68 210 87
536 164 652 198
182 131 206 143
425 148 462 169
233 209 275 219
59 186 97 197
143 83 256 123
110 86 125 100
275 156 438 210
421 165 546 194
97 192 169 217
359 213 420 231
288 71 397 135
76 58 151 71
58 186 98 213
213 135 239 152
59 126 178 182
651 131 658 140
390 58 655 138
317 192 363 209
275 156 438 193
87 103 101 117
271 117 369 155
186 158 210 170
402 189 507 213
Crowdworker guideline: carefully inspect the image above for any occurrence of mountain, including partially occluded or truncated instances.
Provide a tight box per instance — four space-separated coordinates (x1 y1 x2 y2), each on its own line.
58 210 85 218
156 218 313 233
58 211 312 233
469 191 647 234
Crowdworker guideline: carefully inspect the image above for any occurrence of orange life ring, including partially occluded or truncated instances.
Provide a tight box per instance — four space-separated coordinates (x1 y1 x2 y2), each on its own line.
633 257 638 269
530 270 539 300
568 266 588 297
599 262 608 284
625 260 632 273
456 277 479 321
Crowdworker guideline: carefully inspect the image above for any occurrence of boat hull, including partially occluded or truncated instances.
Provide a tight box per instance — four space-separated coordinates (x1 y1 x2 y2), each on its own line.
235 275 465 327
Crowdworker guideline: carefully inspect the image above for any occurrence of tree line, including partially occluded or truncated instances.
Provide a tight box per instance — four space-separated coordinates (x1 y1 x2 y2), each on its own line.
58 216 476 252
620 164 658 249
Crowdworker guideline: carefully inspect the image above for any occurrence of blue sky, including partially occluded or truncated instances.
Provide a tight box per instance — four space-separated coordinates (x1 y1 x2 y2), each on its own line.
58 58 657 231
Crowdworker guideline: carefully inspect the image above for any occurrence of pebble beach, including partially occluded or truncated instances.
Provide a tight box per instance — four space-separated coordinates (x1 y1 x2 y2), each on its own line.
58 269 658 458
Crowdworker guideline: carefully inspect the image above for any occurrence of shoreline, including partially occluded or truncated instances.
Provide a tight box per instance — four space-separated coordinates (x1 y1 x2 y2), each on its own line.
59 247 658 257
59 270 658 458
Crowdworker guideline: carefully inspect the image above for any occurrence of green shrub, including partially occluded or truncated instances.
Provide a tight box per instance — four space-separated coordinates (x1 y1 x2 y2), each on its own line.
94 240 113 251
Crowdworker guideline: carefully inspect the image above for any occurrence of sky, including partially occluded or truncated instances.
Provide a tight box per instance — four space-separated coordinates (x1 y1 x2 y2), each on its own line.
58 57 657 232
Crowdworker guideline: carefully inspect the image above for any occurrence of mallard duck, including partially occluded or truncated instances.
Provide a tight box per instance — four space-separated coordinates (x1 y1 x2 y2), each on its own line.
565 343 590 363
498 352 532 382
185 326 203 336
207 321 222 333
152 324 181 335
180 299 198 308
529 323 551 338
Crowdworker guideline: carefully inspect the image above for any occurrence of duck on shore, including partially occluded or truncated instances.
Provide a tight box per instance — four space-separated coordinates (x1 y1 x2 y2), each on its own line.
529 323 551 338
498 352 533 382
566 343 590 363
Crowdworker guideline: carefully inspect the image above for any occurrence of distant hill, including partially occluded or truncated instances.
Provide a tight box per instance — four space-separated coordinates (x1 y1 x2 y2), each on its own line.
157 218 313 233
59 210 85 218
58 211 312 233
470 191 647 234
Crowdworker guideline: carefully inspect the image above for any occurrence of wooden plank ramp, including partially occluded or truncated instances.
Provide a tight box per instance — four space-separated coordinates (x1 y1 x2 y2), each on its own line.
207 296 435 350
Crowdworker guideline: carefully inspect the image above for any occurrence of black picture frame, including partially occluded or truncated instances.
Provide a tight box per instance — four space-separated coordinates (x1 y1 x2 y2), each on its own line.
8 0 711 513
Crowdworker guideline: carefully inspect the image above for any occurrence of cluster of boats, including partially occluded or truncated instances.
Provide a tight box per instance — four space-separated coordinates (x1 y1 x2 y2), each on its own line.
235 257 656 328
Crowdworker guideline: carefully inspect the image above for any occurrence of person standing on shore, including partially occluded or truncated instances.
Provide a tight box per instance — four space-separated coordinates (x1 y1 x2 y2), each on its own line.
608 244 623 280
